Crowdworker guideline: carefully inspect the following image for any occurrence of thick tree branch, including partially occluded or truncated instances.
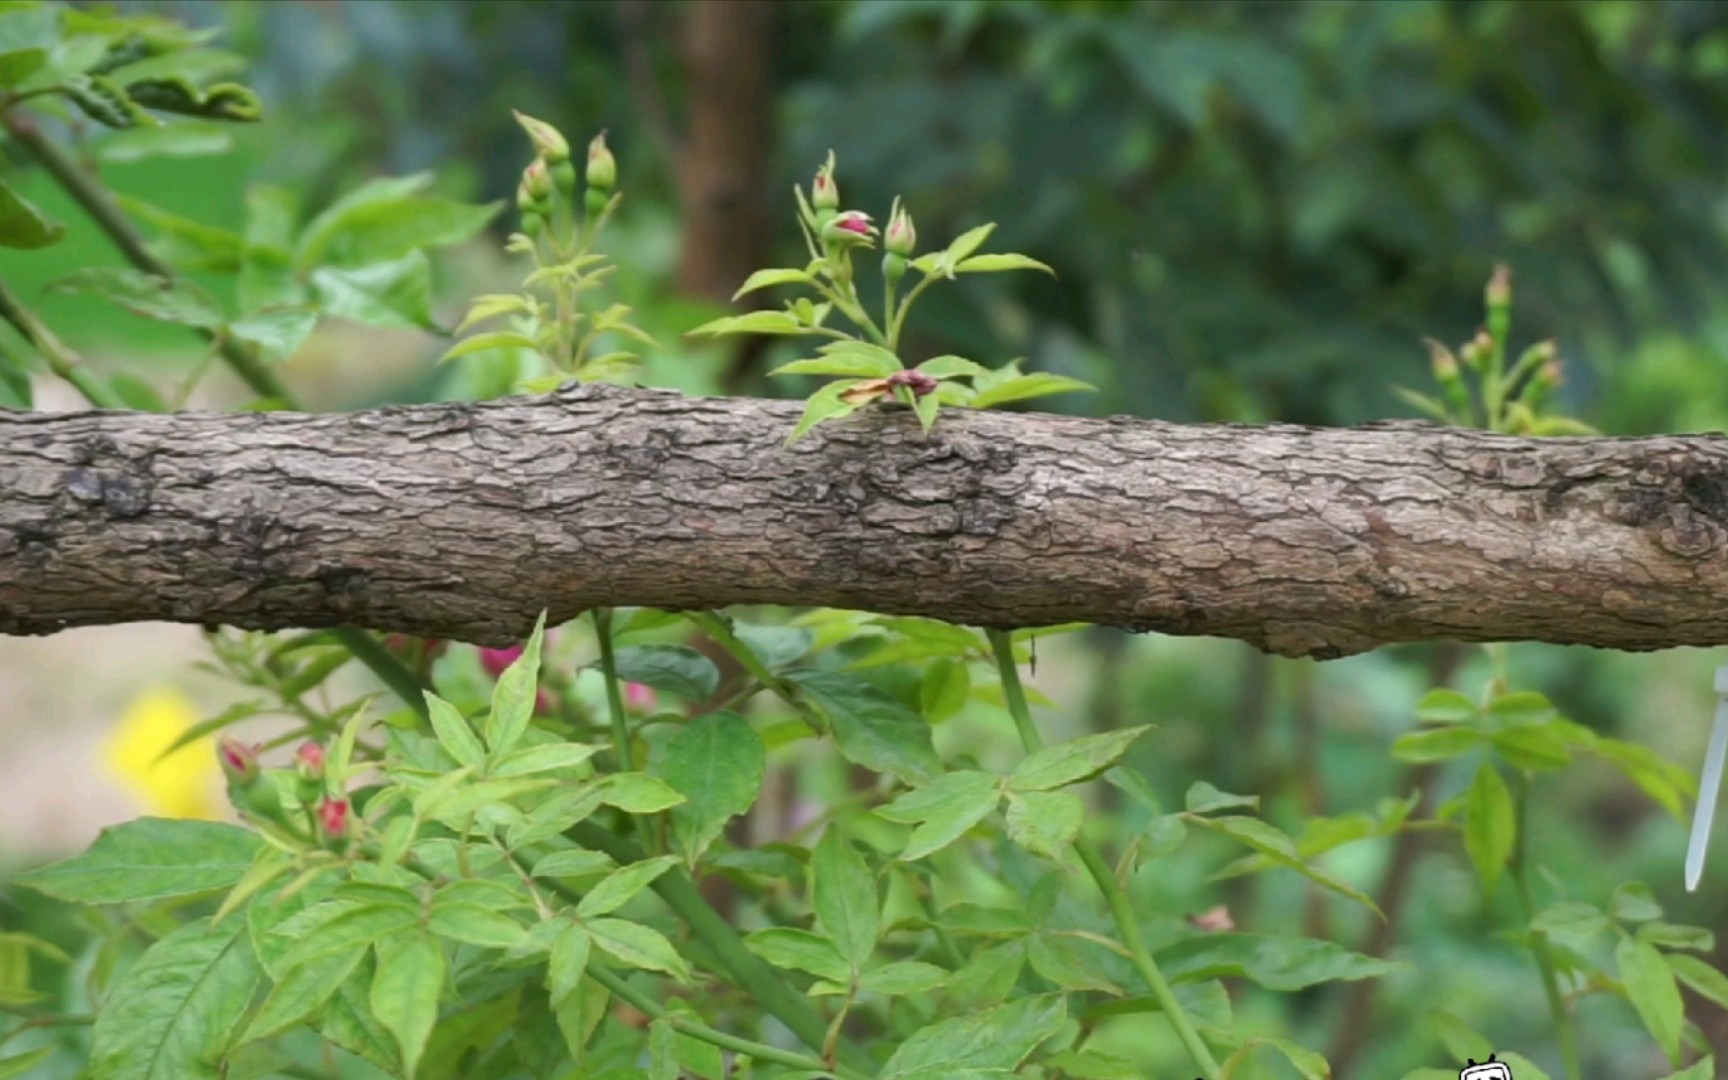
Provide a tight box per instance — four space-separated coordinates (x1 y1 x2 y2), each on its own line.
4 382 1728 658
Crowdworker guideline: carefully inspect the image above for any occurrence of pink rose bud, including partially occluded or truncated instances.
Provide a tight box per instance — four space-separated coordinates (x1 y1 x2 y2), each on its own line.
318 797 350 839
218 736 260 785
625 682 657 714
884 201 916 258
294 742 325 782
513 109 570 164
822 211 877 251
524 159 554 202
812 152 839 211
480 644 525 680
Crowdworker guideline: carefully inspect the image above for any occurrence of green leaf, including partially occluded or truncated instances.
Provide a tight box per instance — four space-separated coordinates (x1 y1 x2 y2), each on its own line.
1594 737 1694 821
877 771 1002 861
1610 881 1663 922
1190 815 1381 915
531 849 613 881
860 960 950 996
486 612 546 757
490 741 600 777
813 829 879 971
278 904 422 971
968 371 1096 410
296 173 497 269
1668 953 1728 1009
1414 688 1478 725
791 670 941 785
547 922 591 1003
732 267 815 299
612 644 721 701
89 917 263 1080
916 355 988 380
371 931 446 1080
16 818 263 903
1183 781 1260 814
687 310 807 337
311 251 438 332
1531 901 1610 946
1027 932 1120 993
576 856 679 918
455 293 533 333
1043 1050 1140 1080
1463 764 1515 894
931 223 997 273
227 307 317 363
427 903 526 949
241 948 363 1044
1159 932 1400 991
587 917 691 980
1009 726 1151 792
1655 1058 1715 1080
0 1048 52 1080
600 772 687 813
787 380 862 443
125 77 262 122
1617 936 1684 1063
919 657 971 723
1491 724 1574 770
1638 921 1714 952
1222 1038 1329 1080
0 178 63 249
1005 790 1083 860
744 928 850 983
510 786 606 848
657 711 765 865
94 123 233 164
48 267 223 327
879 992 1064 1080
438 330 539 364
1487 690 1558 728
1391 725 1482 763
954 252 1055 275
772 353 902 379
425 692 485 768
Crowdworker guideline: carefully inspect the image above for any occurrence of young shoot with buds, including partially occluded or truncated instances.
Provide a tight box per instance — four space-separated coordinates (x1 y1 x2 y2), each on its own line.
690 151 1090 441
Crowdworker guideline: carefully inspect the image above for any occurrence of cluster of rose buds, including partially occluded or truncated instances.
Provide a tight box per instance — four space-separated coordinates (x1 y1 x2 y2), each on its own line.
218 735 349 851
512 110 616 238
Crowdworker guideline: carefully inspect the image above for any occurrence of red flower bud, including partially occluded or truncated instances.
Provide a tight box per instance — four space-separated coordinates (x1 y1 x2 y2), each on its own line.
480 644 525 680
625 682 657 714
295 741 325 781
218 736 260 785
812 152 839 211
822 211 877 251
318 797 350 839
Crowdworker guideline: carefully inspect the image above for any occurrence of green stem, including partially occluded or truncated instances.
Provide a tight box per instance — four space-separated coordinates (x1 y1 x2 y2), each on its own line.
0 276 126 408
1510 772 1583 1080
888 272 942 351
592 609 635 772
585 963 871 1080
987 630 1221 1079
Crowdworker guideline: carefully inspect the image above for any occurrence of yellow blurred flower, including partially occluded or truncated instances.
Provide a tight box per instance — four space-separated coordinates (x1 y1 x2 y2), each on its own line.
102 687 223 820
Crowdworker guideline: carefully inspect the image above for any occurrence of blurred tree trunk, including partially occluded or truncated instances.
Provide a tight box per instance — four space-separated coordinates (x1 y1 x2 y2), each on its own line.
623 0 776 393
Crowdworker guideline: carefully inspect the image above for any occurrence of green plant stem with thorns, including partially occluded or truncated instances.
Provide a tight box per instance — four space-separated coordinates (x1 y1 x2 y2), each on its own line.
1511 770 1584 1080
2 109 432 727
987 630 1222 1079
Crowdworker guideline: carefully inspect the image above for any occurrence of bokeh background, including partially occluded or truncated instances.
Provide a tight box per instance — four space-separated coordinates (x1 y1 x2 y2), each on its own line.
6 1 1728 1078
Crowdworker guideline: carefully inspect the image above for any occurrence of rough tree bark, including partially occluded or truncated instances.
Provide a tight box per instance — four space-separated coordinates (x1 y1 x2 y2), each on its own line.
4 382 1728 658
